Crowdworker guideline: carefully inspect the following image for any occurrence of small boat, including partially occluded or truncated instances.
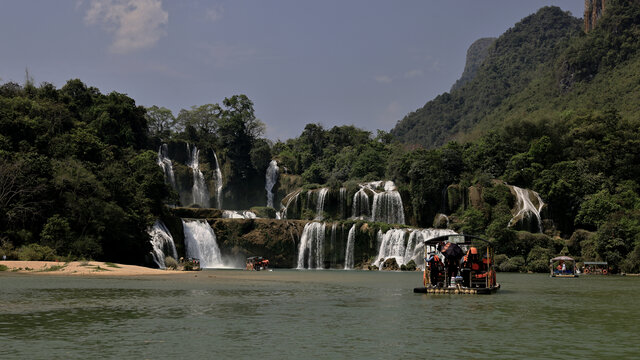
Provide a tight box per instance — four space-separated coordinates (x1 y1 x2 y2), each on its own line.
583 261 609 275
550 256 578 277
413 234 500 295
246 256 270 271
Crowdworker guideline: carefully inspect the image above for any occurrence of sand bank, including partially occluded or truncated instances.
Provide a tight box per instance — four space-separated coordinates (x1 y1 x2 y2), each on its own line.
0 260 182 276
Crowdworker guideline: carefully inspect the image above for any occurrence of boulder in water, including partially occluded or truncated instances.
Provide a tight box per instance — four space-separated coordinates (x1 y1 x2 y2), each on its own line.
381 257 399 271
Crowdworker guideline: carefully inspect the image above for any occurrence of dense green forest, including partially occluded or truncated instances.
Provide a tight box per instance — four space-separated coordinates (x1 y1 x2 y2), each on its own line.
1 1 640 272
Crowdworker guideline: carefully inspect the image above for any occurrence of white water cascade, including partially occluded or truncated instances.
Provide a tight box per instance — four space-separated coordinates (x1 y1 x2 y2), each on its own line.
315 188 329 220
187 144 210 208
182 219 224 268
373 228 456 269
508 185 544 233
344 224 356 269
265 160 279 208
352 187 371 219
148 220 178 269
222 210 257 219
157 144 177 190
297 222 326 269
371 181 405 225
339 187 347 219
213 150 223 209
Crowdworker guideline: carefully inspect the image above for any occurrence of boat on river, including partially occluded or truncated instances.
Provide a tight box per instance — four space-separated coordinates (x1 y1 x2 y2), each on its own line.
414 234 500 295
550 256 578 277
246 256 270 271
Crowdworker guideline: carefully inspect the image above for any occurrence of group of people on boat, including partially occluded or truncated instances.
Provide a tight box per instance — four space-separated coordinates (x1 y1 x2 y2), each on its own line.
426 242 494 288
246 257 269 271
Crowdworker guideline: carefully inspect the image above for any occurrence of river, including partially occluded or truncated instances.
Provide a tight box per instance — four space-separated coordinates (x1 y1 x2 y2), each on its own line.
1 271 638 359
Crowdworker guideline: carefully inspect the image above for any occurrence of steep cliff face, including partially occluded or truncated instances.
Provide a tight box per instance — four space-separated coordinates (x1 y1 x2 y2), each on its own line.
584 0 606 33
450 37 496 92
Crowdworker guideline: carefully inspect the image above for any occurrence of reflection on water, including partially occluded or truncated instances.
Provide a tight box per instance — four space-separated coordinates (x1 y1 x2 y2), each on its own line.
0 272 638 358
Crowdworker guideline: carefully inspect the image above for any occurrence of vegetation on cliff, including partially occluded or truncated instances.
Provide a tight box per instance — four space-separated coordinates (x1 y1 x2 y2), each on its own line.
2 2 640 272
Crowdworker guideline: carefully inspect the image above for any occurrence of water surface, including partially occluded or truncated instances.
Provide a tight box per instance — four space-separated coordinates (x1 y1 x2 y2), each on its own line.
1 271 638 359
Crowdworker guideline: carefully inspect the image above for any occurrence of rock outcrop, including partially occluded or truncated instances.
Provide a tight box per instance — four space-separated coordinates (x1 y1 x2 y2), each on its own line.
584 0 606 33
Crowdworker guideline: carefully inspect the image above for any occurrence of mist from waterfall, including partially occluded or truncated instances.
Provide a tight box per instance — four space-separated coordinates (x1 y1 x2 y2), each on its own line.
187 144 210 208
265 160 279 208
182 219 225 268
212 150 223 209
148 220 178 269
297 222 326 269
344 224 356 269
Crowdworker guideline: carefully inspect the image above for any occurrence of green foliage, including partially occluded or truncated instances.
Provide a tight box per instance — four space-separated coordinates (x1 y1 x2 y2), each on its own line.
0 264 8 271
17 244 56 261
499 256 525 272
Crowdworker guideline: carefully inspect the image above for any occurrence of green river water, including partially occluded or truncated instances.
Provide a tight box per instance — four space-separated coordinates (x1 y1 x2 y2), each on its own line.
1 271 638 359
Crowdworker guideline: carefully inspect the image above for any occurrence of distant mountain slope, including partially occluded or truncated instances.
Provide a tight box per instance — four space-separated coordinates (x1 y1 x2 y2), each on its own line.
450 37 496 92
391 6 582 148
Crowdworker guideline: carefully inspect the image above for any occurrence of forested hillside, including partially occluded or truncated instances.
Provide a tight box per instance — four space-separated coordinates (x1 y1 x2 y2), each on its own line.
2 1 640 272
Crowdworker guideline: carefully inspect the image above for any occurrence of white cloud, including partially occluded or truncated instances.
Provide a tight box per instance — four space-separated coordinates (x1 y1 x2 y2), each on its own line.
84 0 168 54
374 75 393 84
205 5 224 22
404 69 423 79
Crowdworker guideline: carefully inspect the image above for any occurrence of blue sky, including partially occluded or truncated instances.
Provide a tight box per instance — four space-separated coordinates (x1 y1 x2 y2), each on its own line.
1 0 584 141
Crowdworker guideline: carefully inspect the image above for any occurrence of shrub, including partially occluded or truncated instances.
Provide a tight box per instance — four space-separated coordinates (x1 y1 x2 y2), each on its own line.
404 260 417 271
17 244 57 261
0 264 8 271
527 259 550 273
499 255 525 272
164 256 178 270
494 254 509 267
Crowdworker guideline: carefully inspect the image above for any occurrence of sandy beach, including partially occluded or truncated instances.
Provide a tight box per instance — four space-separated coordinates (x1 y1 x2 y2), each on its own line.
0 260 182 276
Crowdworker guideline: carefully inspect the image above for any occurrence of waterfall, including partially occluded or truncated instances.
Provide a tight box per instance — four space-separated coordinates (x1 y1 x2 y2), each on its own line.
222 210 257 219
157 144 177 190
339 187 347 219
187 144 210 208
371 190 405 224
344 224 356 269
265 160 279 208
352 187 371 219
508 185 544 233
297 222 326 269
373 228 456 269
330 223 338 267
282 190 301 219
182 219 224 268
148 220 178 269
212 150 223 209
315 188 329 220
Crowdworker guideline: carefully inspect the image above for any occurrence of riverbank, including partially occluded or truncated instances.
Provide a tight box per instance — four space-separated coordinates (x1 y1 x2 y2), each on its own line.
0 260 182 276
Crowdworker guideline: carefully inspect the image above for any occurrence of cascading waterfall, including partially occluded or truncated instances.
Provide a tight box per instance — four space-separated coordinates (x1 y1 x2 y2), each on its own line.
187 144 210 208
344 224 356 269
330 223 338 267
281 190 301 219
222 210 257 219
315 188 329 220
148 220 178 269
339 187 347 219
352 187 371 219
182 219 224 268
373 228 456 269
297 222 326 269
157 144 177 190
265 160 279 208
371 183 405 224
508 185 544 233
212 150 223 209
